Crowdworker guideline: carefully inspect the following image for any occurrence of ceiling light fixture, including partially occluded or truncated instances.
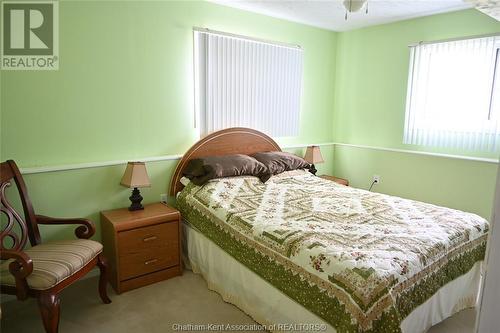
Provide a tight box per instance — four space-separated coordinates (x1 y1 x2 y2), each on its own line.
343 0 369 20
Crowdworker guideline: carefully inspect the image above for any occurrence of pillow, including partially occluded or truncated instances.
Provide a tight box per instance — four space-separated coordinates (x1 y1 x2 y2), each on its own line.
183 154 270 186
251 151 310 175
180 177 191 186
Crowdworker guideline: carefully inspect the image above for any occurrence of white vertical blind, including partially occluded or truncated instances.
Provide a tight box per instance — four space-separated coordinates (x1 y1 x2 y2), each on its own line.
403 35 500 152
194 30 303 137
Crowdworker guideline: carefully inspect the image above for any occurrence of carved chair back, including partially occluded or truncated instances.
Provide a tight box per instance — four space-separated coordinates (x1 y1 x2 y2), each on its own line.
1 160 41 251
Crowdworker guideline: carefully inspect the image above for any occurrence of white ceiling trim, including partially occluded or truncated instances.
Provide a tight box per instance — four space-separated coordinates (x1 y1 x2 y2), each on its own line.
207 0 475 32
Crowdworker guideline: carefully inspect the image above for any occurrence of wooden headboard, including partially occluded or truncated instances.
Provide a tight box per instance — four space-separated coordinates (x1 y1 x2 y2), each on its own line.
169 127 281 195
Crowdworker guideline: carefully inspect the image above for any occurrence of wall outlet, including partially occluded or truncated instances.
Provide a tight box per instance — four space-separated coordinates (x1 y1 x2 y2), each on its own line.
373 175 381 184
160 193 168 203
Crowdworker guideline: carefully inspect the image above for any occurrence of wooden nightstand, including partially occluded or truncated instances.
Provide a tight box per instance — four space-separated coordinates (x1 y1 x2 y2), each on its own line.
319 175 349 186
100 202 182 294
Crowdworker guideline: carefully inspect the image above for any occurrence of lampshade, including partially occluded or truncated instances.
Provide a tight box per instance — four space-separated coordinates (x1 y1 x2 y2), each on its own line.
304 146 324 164
120 162 151 188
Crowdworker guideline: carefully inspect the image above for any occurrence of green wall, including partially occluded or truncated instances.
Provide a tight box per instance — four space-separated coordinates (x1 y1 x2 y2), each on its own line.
1 0 337 167
334 146 497 218
332 9 500 219
333 9 500 158
0 1 337 242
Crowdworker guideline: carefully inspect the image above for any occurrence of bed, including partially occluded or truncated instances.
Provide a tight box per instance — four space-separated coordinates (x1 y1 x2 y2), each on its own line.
170 128 489 333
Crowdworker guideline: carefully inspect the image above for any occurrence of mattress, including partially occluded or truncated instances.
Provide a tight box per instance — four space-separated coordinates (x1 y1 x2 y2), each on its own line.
177 170 488 333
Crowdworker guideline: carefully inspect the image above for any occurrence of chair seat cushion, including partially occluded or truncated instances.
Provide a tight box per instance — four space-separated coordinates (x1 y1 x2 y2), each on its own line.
1 239 103 290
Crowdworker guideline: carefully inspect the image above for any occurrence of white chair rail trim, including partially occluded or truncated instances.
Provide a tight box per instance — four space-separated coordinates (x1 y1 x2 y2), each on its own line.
334 143 499 164
18 142 498 175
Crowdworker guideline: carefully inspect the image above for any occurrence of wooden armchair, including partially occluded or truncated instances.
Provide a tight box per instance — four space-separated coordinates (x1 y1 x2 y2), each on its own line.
0 160 111 333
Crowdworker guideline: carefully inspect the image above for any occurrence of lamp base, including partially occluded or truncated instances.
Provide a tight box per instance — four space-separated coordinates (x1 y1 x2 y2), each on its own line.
128 187 144 211
309 164 317 175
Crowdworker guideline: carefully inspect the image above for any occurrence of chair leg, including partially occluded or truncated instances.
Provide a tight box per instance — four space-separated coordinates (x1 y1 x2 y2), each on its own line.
97 254 112 304
37 292 60 333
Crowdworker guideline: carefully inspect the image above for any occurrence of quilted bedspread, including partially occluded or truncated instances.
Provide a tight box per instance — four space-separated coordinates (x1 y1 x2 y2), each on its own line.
177 170 488 333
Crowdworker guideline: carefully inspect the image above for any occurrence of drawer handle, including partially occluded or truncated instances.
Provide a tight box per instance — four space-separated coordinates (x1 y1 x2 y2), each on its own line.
144 258 159 265
143 235 158 242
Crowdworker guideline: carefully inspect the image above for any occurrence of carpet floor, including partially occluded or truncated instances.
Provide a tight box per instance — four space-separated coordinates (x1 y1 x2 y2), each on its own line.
1 270 476 333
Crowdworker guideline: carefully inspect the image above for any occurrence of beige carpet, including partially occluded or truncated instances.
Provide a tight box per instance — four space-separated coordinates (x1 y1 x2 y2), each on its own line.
1 270 476 333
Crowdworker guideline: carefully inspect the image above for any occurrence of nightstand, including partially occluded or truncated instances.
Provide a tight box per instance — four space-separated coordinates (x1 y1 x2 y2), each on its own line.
100 203 182 294
319 175 349 186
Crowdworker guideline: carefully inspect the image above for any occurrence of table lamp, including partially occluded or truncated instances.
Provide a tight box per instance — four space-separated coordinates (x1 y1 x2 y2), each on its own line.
304 146 324 175
120 162 151 211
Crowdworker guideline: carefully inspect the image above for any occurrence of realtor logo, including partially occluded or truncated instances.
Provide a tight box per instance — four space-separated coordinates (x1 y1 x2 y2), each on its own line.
1 1 59 70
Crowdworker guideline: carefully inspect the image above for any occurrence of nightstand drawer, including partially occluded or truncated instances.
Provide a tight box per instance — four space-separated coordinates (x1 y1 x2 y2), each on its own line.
119 248 178 280
118 222 178 254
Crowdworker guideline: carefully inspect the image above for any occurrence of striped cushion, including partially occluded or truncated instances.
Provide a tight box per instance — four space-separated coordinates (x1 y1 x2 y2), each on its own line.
0 239 102 290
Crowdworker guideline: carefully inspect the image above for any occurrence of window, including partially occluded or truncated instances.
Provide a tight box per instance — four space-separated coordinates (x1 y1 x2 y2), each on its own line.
403 35 500 152
194 29 303 137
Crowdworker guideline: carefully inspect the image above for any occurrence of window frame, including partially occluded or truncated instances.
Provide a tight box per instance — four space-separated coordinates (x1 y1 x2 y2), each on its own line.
193 28 304 138
403 34 500 151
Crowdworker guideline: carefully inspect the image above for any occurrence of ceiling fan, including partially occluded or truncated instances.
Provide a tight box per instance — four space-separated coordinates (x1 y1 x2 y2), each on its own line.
343 0 369 20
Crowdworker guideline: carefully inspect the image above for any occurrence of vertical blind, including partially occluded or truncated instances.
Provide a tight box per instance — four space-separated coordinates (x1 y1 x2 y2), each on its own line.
403 35 500 152
194 29 303 137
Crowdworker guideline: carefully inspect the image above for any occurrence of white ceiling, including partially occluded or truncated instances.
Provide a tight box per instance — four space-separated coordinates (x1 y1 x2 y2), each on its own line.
208 0 474 31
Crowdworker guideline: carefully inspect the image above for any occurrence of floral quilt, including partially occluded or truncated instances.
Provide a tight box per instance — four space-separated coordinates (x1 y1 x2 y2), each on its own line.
177 170 488 333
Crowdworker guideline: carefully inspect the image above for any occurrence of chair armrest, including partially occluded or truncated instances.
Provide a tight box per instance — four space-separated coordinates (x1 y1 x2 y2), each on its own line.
1 249 33 300
35 215 96 239
1 249 33 279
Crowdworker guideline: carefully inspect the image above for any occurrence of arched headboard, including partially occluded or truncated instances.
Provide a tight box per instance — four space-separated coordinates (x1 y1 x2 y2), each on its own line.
169 127 281 195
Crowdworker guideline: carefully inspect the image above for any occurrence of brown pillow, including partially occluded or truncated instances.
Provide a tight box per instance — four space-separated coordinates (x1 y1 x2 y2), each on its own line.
183 154 270 185
251 151 311 175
